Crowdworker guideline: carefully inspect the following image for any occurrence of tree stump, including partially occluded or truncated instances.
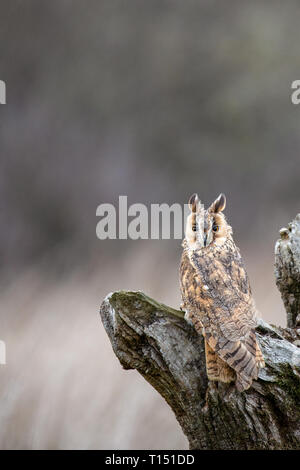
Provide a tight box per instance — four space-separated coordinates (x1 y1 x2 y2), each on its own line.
275 214 300 329
100 215 300 450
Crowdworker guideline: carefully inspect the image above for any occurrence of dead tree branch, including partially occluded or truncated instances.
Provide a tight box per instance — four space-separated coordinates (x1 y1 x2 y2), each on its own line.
275 214 300 329
100 215 300 450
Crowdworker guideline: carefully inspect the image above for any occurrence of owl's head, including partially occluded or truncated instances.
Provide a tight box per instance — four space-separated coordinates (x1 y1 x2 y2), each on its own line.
185 193 232 250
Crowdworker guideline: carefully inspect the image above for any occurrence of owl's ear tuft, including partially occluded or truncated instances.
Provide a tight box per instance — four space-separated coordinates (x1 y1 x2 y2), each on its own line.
188 193 199 212
209 193 226 213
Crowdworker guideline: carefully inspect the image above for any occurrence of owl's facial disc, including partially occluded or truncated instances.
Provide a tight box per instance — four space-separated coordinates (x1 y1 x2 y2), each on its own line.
185 193 228 250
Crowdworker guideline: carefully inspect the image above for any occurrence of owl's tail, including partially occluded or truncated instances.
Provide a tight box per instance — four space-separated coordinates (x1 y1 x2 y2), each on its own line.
207 329 264 392
236 330 265 391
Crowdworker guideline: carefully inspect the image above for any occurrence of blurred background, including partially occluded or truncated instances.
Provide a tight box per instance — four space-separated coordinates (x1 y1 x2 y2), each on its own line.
0 0 299 449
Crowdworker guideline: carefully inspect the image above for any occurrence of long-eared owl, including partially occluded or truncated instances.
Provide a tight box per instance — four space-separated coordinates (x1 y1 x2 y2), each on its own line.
180 193 265 392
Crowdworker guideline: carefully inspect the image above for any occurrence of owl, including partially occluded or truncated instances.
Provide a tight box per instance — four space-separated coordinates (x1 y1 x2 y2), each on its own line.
180 193 265 392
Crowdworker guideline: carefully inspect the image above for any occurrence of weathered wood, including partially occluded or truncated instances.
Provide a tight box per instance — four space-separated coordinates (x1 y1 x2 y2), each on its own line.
100 214 300 450
100 291 300 449
275 214 300 329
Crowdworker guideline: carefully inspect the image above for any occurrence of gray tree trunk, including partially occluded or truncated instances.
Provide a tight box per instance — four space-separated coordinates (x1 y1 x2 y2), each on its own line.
275 214 300 329
100 215 300 450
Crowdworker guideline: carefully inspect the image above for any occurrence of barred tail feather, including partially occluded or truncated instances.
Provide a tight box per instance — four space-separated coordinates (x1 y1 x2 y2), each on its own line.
245 329 265 370
207 333 259 392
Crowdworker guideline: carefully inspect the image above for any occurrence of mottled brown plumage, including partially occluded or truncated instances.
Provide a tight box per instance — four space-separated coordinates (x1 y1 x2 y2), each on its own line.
180 193 265 392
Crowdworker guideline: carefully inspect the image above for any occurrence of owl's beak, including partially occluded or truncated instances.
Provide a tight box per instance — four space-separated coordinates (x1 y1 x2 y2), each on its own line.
203 233 208 247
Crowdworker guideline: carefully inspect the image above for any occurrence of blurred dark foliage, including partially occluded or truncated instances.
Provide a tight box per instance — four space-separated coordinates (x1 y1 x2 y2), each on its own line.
0 0 299 280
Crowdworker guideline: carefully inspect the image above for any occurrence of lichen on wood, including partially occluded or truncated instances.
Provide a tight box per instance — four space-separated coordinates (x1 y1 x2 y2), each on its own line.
100 291 300 449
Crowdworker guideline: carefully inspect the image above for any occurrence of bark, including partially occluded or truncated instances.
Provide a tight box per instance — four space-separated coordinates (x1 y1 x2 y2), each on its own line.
275 214 300 329
100 215 300 450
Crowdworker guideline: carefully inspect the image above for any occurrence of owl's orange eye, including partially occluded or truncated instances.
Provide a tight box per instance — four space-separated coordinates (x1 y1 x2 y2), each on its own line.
212 225 219 232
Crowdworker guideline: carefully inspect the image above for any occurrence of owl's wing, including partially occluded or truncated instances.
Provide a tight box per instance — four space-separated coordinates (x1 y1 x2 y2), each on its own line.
190 240 257 342
181 239 262 391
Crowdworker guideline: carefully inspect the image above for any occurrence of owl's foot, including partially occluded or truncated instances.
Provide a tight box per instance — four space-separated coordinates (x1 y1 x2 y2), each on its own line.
257 359 265 369
255 342 265 369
